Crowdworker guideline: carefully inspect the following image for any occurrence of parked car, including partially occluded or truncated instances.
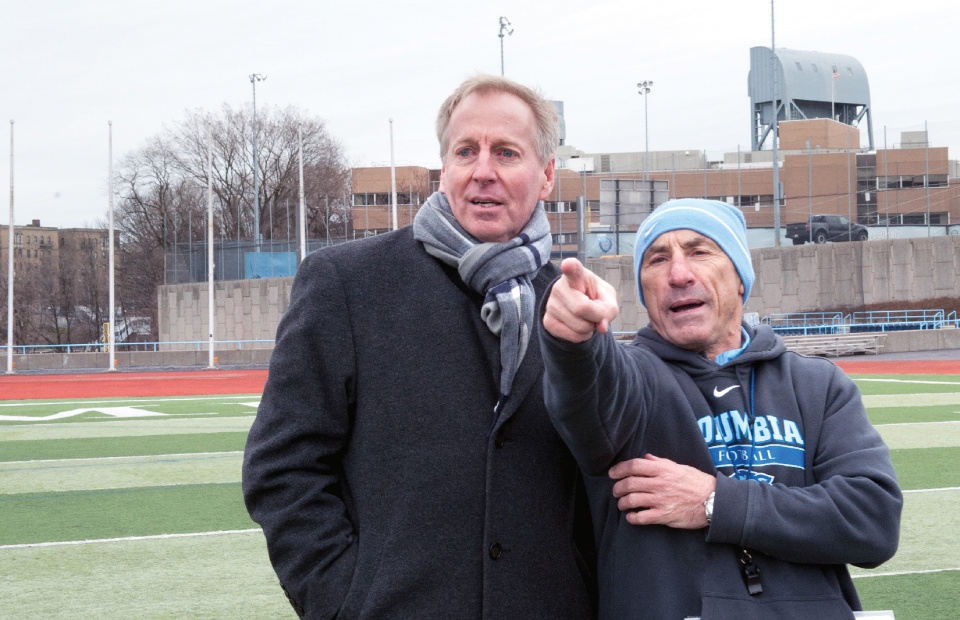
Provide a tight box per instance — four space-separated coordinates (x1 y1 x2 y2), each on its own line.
785 215 868 245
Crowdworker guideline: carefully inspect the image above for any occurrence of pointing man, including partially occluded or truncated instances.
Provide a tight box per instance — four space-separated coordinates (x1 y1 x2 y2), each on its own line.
540 198 901 619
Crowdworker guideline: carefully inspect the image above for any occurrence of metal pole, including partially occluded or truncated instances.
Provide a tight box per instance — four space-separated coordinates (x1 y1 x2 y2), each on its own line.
250 74 266 251
884 126 890 238
298 125 307 262
925 120 930 236
771 0 781 247
108 121 116 371
498 17 512 76
207 126 216 369
6 120 14 374
808 139 813 243
847 135 852 240
637 81 652 181
390 119 398 231
737 145 742 207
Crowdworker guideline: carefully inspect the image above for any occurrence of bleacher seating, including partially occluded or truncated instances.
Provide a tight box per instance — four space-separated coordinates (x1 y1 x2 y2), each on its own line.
762 308 955 357
781 333 886 357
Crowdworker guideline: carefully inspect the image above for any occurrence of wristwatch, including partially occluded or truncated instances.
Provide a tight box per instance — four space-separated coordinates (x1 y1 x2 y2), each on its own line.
704 491 716 525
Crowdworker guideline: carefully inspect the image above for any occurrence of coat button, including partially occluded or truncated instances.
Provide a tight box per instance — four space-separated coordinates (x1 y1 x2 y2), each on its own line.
494 430 506 448
488 543 502 559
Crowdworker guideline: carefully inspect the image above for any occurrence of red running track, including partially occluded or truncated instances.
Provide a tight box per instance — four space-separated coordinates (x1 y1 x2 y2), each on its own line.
0 360 957 402
0 370 268 400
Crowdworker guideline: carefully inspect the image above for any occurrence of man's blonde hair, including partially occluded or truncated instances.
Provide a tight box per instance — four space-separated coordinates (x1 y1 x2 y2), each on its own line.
436 74 559 165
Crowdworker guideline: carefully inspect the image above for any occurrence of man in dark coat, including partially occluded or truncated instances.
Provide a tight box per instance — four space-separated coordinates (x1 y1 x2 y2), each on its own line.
242 75 596 619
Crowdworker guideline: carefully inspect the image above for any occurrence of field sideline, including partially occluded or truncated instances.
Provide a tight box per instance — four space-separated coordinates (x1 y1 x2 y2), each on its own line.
0 361 957 618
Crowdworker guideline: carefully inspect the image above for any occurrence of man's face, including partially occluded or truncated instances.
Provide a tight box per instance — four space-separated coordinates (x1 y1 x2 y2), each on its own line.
640 229 744 360
439 91 554 243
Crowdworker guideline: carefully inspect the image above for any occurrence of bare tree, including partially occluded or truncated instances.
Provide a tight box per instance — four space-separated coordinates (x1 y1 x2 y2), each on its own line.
112 103 350 340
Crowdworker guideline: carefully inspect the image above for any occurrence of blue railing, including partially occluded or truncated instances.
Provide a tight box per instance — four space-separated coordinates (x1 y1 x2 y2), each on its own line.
761 312 846 336
764 309 958 336
846 309 947 333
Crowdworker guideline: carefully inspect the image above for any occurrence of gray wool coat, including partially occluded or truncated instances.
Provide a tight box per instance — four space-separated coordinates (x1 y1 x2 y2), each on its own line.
242 226 596 619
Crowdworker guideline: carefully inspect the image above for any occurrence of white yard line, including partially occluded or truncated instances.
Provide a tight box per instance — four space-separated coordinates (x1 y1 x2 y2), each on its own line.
856 379 960 386
902 486 960 494
0 415 256 440
0 529 262 551
853 566 960 578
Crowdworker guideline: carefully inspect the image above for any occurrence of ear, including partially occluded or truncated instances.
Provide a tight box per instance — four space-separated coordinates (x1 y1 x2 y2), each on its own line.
538 158 556 201
438 164 447 193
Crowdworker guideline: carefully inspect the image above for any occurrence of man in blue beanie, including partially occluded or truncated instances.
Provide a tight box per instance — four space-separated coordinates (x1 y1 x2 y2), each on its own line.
539 198 902 618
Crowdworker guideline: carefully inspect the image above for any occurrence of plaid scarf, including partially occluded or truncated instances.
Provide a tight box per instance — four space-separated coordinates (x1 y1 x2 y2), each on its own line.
413 191 552 421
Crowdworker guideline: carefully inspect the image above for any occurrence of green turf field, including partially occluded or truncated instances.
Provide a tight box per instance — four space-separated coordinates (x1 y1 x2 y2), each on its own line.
0 375 957 618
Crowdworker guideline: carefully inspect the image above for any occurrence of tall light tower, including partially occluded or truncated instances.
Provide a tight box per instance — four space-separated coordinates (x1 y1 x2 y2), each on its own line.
637 81 653 181
250 73 266 249
498 17 513 76
770 0 781 246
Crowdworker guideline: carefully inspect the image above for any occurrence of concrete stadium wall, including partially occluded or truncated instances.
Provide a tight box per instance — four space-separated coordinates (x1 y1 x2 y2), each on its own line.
142 236 959 366
158 277 295 348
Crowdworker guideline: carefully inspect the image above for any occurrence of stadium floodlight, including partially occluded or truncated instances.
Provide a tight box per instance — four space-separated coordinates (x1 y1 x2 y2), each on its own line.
498 17 513 76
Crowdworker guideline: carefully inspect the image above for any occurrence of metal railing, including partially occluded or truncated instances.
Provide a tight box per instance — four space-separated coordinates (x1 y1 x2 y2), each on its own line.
0 339 275 355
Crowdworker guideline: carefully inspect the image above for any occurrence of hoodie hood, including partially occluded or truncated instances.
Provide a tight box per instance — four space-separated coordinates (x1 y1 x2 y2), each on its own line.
630 322 786 375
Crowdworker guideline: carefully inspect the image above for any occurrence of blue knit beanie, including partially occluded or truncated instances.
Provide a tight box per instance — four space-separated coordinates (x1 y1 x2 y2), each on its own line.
633 198 755 307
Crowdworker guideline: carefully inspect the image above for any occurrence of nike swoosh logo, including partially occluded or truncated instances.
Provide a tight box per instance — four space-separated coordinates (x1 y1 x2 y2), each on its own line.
713 385 740 398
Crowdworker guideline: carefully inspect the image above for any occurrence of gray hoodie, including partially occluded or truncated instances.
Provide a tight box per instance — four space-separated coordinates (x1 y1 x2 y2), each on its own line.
540 321 902 620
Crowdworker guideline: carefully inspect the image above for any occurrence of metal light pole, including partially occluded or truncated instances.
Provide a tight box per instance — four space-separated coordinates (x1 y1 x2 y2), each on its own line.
770 0 782 246
6 120 14 374
498 17 513 76
298 125 307 262
390 118 398 230
108 122 116 371
250 73 266 250
206 126 216 369
637 81 653 181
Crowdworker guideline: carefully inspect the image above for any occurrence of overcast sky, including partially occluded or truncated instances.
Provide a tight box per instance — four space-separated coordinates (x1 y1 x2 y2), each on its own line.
2 0 958 228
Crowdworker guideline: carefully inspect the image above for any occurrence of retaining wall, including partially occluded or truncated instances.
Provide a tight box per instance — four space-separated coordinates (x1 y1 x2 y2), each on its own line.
146 235 960 366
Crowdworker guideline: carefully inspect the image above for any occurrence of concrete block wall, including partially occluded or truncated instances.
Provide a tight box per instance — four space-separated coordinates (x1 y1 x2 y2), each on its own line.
157 236 960 347
159 278 295 348
749 236 960 315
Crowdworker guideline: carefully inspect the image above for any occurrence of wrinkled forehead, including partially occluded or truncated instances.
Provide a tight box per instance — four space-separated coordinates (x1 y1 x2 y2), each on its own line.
642 229 723 260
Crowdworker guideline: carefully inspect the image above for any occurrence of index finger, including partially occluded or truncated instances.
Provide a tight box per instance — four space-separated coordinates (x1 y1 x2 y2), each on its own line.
560 258 589 294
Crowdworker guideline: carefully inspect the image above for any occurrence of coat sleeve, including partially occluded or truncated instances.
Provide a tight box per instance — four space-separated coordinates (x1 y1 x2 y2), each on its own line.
242 251 358 619
707 361 903 567
539 301 651 475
